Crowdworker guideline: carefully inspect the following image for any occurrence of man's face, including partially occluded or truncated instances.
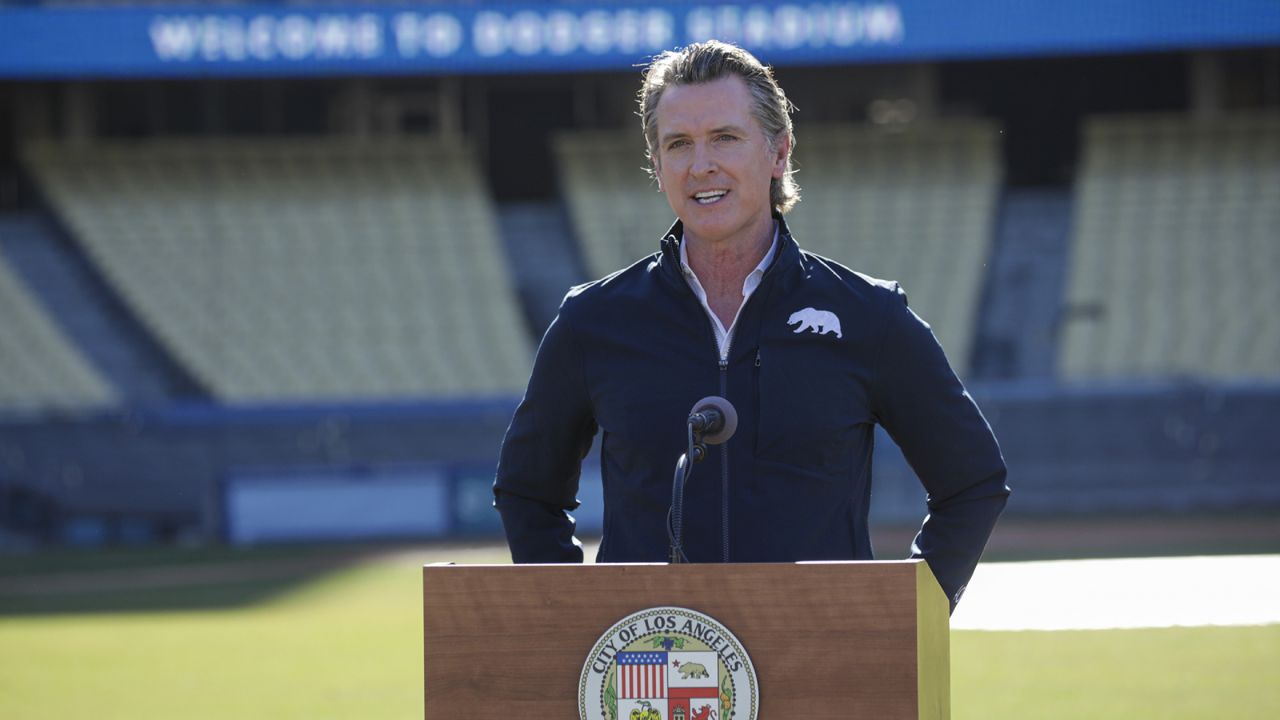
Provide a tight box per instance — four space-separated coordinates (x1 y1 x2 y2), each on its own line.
653 75 789 247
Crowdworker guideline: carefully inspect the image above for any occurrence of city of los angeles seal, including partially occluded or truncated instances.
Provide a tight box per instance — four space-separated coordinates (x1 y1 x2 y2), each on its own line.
579 606 758 720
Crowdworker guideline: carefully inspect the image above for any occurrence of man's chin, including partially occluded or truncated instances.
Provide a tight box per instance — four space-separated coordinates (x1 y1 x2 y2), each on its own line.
680 210 770 247
678 220 732 247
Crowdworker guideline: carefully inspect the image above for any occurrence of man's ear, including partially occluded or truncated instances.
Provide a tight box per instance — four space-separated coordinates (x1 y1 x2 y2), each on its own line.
771 133 792 179
652 159 663 192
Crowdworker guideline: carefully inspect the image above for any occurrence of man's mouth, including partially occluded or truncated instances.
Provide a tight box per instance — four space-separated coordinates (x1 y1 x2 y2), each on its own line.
693 190 728 205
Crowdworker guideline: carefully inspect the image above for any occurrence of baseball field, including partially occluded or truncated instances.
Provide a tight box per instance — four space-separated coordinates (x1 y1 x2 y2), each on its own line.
1 528 1277 719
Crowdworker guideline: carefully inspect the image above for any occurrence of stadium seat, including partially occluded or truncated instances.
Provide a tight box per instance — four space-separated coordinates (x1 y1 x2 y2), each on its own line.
552 129 672 280
1061 113 1280 381
24 138 532 402
0 253 115 410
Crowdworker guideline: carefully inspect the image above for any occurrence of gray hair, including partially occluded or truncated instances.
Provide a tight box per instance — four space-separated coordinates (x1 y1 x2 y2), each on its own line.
638 40 800 214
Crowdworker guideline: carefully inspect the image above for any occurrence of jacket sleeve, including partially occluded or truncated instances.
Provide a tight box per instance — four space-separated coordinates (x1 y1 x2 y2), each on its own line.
870 285 1010 612
493 299 598 563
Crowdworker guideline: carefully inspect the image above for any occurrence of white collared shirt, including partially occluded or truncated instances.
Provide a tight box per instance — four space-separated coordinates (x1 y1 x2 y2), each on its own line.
678 223 779 361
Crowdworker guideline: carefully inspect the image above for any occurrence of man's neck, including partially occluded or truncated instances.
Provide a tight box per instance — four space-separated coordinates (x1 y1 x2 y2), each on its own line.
683 215 776 296
682 214 776 331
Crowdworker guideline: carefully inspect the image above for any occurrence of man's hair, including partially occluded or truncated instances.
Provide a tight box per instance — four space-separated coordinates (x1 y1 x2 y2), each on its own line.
638 40 800 214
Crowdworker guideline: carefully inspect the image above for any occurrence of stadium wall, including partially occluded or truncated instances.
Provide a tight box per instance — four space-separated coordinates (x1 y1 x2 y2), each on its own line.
2 383 1277 547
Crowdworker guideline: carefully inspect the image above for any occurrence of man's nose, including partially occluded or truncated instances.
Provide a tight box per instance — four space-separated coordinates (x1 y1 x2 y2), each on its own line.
691 143 717 176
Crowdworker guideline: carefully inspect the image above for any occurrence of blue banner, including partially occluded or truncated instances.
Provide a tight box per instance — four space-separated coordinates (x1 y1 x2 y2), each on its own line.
1 0 1278 78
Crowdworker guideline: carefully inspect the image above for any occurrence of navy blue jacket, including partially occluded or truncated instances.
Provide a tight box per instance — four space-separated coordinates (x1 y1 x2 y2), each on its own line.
494 217 1009 609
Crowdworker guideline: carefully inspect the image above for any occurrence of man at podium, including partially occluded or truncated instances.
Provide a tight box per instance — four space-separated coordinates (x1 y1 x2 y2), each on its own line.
493 41 1009 611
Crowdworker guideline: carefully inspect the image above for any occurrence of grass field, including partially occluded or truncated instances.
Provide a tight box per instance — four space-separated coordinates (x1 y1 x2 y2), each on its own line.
1 543 1277 719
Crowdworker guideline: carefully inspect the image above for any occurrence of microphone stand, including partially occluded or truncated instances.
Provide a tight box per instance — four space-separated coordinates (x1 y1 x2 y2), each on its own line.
668 421 709 564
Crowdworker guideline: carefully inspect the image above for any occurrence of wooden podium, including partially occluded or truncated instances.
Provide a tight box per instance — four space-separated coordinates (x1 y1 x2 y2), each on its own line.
423 560 949 719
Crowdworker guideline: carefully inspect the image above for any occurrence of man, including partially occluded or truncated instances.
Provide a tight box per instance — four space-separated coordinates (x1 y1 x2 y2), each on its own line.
494 41 1008 610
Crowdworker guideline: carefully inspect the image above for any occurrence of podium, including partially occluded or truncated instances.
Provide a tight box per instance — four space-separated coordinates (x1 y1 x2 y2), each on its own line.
423 560 949 719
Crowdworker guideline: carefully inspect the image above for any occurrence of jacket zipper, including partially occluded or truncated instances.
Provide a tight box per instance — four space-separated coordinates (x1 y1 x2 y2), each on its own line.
719 355 729 562
692 305 728 564
705 296 764 563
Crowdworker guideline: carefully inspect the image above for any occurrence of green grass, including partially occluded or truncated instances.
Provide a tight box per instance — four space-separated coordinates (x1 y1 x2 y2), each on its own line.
953 626 1280 719
0 547 430 719
1 545 1276 719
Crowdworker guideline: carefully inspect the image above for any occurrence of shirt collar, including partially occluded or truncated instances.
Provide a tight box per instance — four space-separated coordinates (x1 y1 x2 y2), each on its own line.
678 221 780 298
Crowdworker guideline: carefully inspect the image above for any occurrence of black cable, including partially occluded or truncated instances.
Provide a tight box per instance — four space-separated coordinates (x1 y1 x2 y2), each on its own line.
666 421 698 563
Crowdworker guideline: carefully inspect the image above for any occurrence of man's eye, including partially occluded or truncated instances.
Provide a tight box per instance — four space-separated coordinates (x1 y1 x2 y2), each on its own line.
716 134 738 142
667 140 688 150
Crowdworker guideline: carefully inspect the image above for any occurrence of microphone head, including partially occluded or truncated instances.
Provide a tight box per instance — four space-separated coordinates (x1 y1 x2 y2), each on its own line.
691 396 738 445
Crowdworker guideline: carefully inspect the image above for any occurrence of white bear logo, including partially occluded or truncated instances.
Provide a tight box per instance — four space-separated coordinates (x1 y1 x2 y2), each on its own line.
787 307 842 339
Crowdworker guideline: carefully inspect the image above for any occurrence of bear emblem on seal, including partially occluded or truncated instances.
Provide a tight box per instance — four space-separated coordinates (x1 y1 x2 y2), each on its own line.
675 661 709 679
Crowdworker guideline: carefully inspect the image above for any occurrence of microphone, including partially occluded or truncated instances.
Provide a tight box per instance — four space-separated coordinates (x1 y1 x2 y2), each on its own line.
688 396 738 445
669 396 739 563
